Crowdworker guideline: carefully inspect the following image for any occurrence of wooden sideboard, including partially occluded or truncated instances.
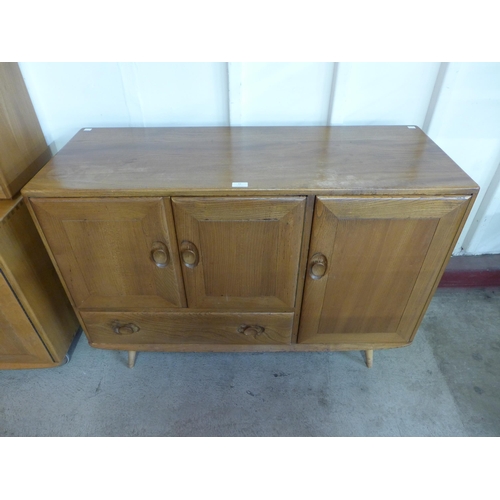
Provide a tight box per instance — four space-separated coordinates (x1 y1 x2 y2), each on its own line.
22 126 479 368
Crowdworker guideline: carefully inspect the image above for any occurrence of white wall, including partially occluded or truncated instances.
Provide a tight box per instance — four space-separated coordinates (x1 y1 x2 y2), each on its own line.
18 62 500 255
425 63 500 254
19 63 228 152
238 62 334 125
330 63 442 126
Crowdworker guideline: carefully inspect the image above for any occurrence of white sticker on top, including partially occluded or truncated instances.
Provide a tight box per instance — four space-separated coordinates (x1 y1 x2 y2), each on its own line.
83 128 92 131
407 126 416 129
232 182 248 188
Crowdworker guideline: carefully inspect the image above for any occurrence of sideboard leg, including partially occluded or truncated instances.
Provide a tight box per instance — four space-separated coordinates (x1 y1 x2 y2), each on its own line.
128 350 137 368
365 350 373 368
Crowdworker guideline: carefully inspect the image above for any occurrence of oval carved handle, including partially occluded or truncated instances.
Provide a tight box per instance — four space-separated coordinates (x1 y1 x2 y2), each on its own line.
151 241 170 268
309 253 327 280
180 240 199 268
237 324 265 337
112 322 140 335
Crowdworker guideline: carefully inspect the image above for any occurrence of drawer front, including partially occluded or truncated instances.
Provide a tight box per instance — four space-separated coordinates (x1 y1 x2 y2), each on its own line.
81 311 293 346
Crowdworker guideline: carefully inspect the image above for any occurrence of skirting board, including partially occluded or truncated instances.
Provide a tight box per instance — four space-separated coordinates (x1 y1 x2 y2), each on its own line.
439 254 500 287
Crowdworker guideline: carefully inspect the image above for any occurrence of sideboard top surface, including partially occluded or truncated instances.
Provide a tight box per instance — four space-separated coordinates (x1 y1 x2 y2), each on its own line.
22 126 479 197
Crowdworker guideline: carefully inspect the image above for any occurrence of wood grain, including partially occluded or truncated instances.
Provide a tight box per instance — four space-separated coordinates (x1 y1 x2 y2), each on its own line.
22 127 478 198
298 196 471 344
0 197 79 367
0 270 52 364
0 197 18 221
81 311 294 346
0 63 51 198
172 197 305 310
407 193 476 343
30 197 186 310
89 341 409 353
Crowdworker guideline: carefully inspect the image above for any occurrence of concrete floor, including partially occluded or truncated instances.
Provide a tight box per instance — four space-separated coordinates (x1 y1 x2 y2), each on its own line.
0 287 499 436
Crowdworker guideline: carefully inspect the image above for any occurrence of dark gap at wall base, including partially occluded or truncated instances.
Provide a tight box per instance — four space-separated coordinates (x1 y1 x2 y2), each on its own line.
439 254 500 287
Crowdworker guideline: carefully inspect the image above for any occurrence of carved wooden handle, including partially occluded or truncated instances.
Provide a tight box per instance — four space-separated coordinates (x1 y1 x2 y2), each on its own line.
112 322 140 335
238 324 265 337
309 253 327 279
151 241 170 268
180 240 199 268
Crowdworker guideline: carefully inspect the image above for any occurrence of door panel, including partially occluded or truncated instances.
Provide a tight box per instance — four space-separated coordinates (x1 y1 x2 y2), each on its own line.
299 196 471 344
172 197 306 310
199 220 279 298
0 270 52 364
318 217 438 334
31 198 185 309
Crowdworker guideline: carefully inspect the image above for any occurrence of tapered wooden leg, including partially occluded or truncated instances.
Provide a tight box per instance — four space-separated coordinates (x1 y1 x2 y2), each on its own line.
128 350 137 368
365 350 373 368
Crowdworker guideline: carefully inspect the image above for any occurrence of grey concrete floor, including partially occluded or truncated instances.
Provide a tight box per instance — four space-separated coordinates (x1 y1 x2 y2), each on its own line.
1 287 499 436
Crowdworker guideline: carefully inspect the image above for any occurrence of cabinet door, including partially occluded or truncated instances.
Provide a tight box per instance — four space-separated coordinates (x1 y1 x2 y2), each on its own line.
31 198 185 309
0 270 52 364
172 197 306 310
299 196 470 345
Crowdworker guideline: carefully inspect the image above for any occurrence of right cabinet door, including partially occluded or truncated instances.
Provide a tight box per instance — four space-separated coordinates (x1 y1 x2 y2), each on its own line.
299 196 471 345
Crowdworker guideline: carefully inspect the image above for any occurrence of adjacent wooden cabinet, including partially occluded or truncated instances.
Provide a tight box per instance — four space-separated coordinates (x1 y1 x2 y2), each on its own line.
0 197 80 369
0 63 51 199
0 62 79 370
0 269 53 366
23 126 479 367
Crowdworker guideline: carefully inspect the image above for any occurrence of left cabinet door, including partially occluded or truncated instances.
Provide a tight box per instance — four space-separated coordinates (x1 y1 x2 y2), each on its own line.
31 198 186 309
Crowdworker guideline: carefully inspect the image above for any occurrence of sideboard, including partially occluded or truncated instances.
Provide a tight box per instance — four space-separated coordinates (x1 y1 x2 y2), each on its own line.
22 126 478 368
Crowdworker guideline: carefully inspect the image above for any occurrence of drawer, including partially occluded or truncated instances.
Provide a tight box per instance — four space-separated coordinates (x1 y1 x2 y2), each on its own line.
81 311 293 346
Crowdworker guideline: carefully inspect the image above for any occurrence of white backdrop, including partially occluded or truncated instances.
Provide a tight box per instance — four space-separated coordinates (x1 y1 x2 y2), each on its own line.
18 62 500 255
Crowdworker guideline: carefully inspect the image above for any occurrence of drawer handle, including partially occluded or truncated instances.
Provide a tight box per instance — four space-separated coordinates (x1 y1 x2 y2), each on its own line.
309 253 327 280
112 322 140 335
151 241 170 268
180 240 199 268
238 324 265 337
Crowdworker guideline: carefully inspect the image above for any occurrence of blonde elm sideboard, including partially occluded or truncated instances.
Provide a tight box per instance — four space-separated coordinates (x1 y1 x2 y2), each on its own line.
22 126 478 368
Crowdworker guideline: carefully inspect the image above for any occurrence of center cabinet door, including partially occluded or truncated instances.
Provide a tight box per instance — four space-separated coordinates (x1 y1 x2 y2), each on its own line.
30 198 186 310
172 197 306 310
